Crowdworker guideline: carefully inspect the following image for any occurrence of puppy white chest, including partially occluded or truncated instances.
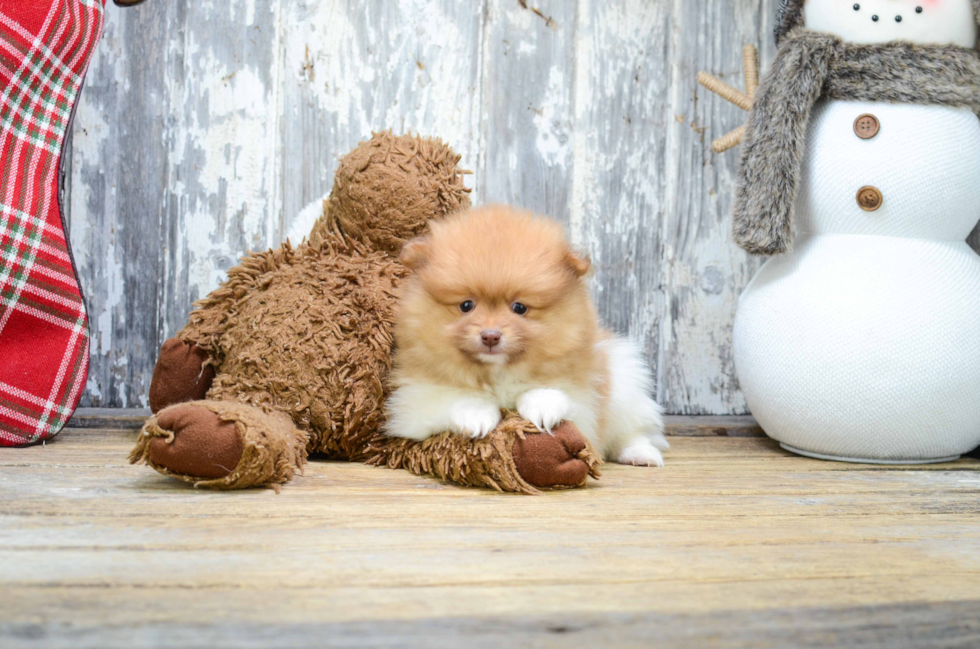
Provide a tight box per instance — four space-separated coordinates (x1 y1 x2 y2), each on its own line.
482 372 537 408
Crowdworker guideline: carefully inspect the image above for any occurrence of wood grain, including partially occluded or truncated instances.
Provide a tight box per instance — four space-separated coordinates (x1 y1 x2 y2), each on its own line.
69 0 980 416
568 0 671 397
65 408 152 430
278 0 485 230
5 602 980 649
69 1 174 408
2 430 979 647
62 408 767 437
479 0 577 223
70 0 286 407
656 1 774 414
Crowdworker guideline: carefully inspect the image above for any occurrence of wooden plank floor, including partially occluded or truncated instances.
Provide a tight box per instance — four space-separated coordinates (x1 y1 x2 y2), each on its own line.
2 422 980 648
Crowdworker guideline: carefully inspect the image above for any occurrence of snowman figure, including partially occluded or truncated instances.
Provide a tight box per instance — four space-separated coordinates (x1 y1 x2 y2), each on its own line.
707 0 980 463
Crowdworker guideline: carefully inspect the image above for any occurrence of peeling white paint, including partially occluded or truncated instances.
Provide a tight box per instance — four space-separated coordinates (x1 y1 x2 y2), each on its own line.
95 244 122 357
163 2 284 300
68 0 833 415
531 66 570 164
84 376 102 401
278 0 484 225
569 0 596 248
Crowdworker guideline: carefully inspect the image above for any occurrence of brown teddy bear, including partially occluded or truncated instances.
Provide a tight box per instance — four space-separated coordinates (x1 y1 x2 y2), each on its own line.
129 132 601 493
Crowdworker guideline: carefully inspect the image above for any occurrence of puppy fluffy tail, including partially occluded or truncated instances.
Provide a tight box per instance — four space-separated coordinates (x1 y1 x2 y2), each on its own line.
600 337 668 450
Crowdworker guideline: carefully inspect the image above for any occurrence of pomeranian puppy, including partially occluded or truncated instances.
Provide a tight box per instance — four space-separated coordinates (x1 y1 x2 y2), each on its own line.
386 205 668 467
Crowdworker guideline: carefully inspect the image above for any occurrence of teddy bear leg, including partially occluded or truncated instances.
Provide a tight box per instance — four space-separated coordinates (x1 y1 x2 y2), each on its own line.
129 400 309 490
147 338 216 413
370 415 601 494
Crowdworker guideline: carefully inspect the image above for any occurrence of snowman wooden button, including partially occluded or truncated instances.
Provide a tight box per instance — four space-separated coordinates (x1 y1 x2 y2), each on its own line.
854 114 880 139
856 185 883 212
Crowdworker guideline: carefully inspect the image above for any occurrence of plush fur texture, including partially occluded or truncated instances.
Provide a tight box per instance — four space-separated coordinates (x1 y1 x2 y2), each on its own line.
373 415 601 495
387 206 668 466
130 133 602 493
131 400 309 491
180 235 404 459
735 28 980 255
775 0 807 44
173 133 471 461
306 134 471 255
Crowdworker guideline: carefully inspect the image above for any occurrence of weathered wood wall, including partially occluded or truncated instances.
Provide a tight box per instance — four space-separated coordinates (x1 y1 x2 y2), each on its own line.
68 0 980 413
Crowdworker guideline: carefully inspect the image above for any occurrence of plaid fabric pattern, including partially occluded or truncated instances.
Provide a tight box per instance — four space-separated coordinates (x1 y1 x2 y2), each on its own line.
0 0 104 446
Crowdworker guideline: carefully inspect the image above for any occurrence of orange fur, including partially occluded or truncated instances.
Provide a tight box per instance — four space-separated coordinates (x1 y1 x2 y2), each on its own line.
393 205 601 395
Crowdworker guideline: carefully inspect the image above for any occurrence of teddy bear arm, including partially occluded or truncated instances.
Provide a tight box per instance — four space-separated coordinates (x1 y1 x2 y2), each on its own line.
147 338 216 413
147 243 307 414
368 414 601 494
176 245 301 361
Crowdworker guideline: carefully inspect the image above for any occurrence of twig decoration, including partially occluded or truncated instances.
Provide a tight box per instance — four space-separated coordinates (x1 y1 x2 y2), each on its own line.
697 45 759 153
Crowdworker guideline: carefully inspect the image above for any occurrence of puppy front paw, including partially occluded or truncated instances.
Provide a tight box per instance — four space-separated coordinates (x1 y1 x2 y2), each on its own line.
517 389 571 434
449 398 503 438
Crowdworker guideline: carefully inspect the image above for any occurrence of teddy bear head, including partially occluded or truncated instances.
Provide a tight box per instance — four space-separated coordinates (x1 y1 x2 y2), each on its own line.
776 0 980 47
318 131 472 255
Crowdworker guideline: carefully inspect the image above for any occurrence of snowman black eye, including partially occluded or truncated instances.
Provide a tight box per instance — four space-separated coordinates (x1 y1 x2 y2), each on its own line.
460 300 475 313
872 14 879 21
916 6 923 14
853 3 860 10
511 302 528 316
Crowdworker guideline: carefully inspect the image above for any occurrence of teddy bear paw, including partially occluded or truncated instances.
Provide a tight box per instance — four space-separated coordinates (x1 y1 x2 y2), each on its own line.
146 403 243 479
512 421 592 488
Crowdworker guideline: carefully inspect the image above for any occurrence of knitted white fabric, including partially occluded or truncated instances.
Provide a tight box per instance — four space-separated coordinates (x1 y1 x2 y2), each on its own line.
796 102 980 241
734 101 980 462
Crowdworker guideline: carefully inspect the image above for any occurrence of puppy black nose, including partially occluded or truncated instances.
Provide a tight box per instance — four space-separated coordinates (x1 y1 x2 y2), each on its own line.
481 330 502 348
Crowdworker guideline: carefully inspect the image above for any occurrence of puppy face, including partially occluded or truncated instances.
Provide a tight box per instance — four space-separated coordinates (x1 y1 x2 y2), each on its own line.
397 206 594 372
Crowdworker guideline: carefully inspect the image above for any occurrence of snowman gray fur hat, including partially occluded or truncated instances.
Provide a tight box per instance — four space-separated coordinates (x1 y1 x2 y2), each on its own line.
774 0 980 43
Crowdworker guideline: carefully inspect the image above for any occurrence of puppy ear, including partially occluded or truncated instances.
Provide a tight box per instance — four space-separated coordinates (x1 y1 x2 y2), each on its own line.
565 248 591 277
399 238 431 271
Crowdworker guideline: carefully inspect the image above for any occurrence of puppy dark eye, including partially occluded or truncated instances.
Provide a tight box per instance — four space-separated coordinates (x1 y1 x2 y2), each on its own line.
511 302 528 316
459 300 475 313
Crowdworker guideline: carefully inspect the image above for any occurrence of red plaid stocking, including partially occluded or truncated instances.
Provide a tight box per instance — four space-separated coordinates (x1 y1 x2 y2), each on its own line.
0 0 106 446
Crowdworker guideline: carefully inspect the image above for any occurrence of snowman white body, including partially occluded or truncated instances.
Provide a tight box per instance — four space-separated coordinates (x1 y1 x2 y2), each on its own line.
732 2 980 462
